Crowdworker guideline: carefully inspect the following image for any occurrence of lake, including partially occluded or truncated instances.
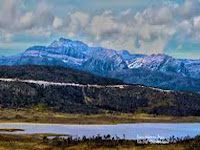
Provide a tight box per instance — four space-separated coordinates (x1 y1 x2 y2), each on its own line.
0 123 200 140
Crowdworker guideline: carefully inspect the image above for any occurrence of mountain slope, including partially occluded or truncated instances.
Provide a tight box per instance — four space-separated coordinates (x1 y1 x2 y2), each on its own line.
0 66 199 116
0 65 122 85
0 38 200 93
128 54 200 79
0 38 128 74
112 68 200 93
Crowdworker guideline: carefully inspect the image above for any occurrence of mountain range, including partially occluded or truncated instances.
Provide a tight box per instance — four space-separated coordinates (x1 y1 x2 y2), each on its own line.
0 38 200 93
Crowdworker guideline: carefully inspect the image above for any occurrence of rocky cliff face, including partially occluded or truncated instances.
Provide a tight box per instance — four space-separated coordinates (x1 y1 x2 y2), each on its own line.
128 54 200 79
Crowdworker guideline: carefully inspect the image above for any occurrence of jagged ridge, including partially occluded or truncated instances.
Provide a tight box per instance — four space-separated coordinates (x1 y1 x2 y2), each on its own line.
0 38 200 93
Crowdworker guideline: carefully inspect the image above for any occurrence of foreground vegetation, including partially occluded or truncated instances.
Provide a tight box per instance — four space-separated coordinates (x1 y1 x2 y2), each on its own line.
0 133 199 150
1 108 200 124
0 129 24 132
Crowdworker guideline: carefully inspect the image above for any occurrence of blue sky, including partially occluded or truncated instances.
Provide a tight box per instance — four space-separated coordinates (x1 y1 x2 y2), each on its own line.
0 0 200 59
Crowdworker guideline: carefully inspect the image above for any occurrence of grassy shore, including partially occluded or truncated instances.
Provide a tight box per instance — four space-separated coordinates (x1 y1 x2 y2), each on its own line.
0 108 200 124
0 129 25 132
0 133 198 150
0 109 199 149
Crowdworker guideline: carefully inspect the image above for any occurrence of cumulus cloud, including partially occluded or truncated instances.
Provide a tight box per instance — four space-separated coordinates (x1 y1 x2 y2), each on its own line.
84 0 200 54
27 27 52 38
19 12 34 29
0 0 56 39
36 2 55 27
0 0 200 56
53 17 63 29
176 0 200 19
65 11 90 38
194 16 200 28
135 7 173 26
70 12 89 27
79 6 176 54
0 0 20 30
120 9 131 16
89 14 120 40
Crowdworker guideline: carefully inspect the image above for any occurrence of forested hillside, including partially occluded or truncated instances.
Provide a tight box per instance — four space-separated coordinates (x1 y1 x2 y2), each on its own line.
0 65 122 85
0 66 199 116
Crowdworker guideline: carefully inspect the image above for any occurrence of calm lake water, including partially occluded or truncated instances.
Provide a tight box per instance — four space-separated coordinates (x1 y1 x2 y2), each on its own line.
0 123 200 140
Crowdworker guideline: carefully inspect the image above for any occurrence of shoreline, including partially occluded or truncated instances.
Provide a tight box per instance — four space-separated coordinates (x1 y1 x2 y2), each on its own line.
1 109 200 125
1 121 200 125
1 116 200 125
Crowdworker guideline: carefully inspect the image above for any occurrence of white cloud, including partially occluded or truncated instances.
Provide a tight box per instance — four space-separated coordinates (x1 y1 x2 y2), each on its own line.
134 6 173 26
139 37 169 54
61 7 177 54
102 10 112 16
19 12 34 29
89 14 120 40
1 0 200 56
179 20 192 33
70 12 89 27
65 11 90 38
176 0 200 19
0 0 21 30
53 17 63 29
27 27 52 38
0 0 54 33
35 2 55 27
194 16 200 28
121 9 131 16
4 33 13 42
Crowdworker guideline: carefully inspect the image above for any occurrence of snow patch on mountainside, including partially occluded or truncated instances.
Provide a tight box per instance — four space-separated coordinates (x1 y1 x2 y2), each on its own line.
0 78 127 89
128 54 200 79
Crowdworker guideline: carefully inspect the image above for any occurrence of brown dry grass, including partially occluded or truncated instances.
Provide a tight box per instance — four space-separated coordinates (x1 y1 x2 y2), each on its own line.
0 109 200 124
